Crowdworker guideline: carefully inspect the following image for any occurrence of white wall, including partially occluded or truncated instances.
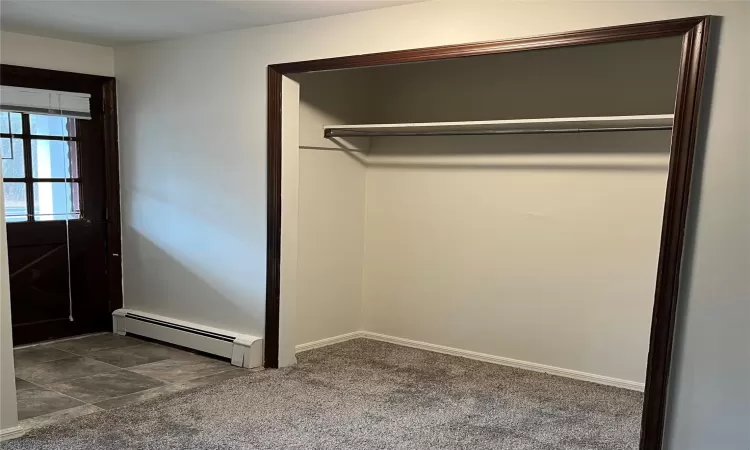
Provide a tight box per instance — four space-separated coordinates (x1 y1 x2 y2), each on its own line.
0 184 19 434
114 2 749 448
295 71 370 346
363 133 671 385
357 38 679 385
293 38 678 383
115 38 268 335
0 31 114 76
278 76 300 366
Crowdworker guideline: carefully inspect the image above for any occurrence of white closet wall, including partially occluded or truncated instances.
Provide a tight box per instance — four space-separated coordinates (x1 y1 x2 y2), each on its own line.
296 37 682 385
295 70 372 346
363 133 671 384
362 38 681 384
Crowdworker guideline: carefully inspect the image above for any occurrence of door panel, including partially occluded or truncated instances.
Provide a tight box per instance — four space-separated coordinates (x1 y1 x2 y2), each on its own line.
2 66 121 346
7 218 110 345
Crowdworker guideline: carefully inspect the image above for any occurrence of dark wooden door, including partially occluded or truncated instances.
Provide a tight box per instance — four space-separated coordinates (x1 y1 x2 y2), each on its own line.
7 222 110 344
1 66 121 345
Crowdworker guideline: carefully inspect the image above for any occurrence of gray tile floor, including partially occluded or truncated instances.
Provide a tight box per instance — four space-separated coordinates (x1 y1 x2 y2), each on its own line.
14 333 249 430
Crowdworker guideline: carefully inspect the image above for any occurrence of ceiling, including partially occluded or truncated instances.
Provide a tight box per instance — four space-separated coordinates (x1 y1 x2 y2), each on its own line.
0 0 422 46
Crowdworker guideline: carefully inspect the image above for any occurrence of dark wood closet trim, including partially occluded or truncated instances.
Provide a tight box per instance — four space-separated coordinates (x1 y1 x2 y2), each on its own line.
266 67 283 370
0 64 124 313
265 16 712 450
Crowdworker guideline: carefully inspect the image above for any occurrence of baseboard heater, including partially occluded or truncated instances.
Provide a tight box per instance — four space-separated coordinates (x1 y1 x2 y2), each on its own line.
112 309 263 369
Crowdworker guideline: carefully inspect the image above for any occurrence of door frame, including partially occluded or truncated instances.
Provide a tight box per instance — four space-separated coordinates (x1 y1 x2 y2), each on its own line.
265 16 712 450
0 65 123 336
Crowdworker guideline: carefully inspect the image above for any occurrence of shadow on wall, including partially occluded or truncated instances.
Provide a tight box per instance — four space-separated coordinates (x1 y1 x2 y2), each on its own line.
121 190 265 336
364 130 673 172
371 130 673 155
666 17 747 446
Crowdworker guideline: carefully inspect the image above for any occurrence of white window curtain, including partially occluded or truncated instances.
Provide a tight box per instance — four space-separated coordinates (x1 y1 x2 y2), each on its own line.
0 86 91 120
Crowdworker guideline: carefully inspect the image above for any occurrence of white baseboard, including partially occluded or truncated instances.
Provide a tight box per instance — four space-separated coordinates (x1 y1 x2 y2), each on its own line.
296 330 643 391
362 331 644 392
0 426 25 442
112 309 263 369
295 331 364 353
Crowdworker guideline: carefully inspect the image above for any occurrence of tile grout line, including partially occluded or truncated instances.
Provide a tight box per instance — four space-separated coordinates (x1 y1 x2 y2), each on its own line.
17 336 237 417
17 349 167 398
15 334 145 376
13 350 78 366
123 354 234 378
18 364 246 427
12 332 109 350
56 366 241 410
20 378 99 407
45 353 223 392
88 367 249 410
49 340 144 358
120 359 191 388
19 405 104 430
176 368 249 388
17 378 103 428
21 362 177 409
54 357 170 394
14 335 229 428
91 384 183 408
80 349 229 386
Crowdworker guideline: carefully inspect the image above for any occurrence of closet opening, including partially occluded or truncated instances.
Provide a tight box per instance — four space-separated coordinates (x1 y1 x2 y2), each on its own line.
266 17 710 450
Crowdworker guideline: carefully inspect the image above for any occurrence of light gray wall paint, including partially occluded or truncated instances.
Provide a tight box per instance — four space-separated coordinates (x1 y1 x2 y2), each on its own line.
294 71 372 347
0 31 114 76
0 183 19 432
361 133 671 385
114 2 749 447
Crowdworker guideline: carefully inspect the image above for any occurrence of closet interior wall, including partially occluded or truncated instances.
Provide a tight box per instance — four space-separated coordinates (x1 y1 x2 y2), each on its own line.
295 36 682 386
295 69 374 346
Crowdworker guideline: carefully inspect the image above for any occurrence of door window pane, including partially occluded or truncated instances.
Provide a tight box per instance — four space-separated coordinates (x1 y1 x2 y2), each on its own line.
30 114 74 137
31 140 78 178
0 112 22 134
3 182 28 222
1 138 25 178
33 182 81 221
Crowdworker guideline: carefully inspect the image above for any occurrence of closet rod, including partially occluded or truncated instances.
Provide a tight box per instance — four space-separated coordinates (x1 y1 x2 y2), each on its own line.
325 125 672 138
323 114 675 138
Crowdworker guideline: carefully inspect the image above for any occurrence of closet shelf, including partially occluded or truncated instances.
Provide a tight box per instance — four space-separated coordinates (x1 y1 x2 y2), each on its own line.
324 114 674 138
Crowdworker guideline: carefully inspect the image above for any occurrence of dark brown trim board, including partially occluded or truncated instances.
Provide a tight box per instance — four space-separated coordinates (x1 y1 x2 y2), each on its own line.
266 67 283 369
102 79 124 313
265 16 712 450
